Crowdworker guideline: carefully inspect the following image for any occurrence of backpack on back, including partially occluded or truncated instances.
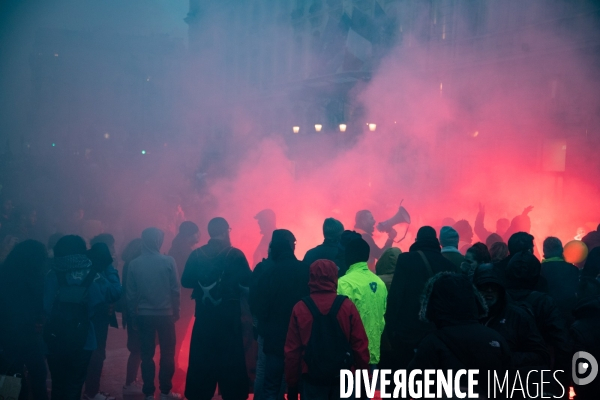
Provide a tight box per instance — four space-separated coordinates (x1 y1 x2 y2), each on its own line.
195 247 233 306
43 270 95 354
302 295 353 385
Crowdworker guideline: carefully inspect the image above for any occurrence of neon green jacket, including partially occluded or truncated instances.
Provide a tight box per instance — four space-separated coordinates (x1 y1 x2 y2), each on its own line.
337 261 387 364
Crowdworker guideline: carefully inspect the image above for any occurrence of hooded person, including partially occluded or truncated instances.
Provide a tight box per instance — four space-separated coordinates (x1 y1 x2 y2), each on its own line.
251 229 309 400
43 235 109 400
540 237 579 325
505 251 570 397
570 276 600 400
284 259 369 400
384 226 457 370
474 264 550 369
253 209 277 267
0 240 49 400
181 217 251 400
337 236 387 366
83 242 122 400
439 226 464 267
303 218 346 275
408 272 511 396
126 228 181 400
375 247 401 290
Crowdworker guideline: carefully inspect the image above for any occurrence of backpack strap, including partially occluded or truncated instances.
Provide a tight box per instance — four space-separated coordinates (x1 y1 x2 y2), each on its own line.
56 269 96 288
302 295 348 318
417 251 434 278
301 296 321 318
328 295 348 317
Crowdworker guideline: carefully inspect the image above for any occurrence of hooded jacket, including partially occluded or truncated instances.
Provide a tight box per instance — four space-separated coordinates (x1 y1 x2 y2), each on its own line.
284 260 369 388
474 264 550 368
375 247 401 290
541 257 579 325
570 292 600 400
408 273 512 394
505 252 570 371
126 228 180 317
337 261 386 364
252 238 309 356
385 234 457 350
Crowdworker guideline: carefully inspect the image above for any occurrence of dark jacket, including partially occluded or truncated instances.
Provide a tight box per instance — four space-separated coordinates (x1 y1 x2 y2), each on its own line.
181 238 251 315
168 236 196 316
570 294 600 400
385 238 457 348
249 256 275 336
302 238 346 277
408 273 512 395
284 259 369 388
474 264 550 369
252 241 309 356
541 258 579 325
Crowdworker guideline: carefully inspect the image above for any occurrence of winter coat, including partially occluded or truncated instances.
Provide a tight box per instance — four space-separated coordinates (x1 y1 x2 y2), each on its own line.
338 261 387 364
541 258 579 325
441 247 465 268
375 247 401 290
385 238 457 349
252 242 309 356
284 259 369 388
570 294 600 400
474 264 550 369
181 238 251 315
303 238 346 277
408 273 512 395
126 228 180 317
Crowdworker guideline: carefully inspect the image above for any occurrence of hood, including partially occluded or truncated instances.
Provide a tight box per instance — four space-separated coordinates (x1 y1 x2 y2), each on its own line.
409 237 441 253
473 263 505 289
53 254 93 285
420 272 487 328
376 247 401 276
308 259 338 294
573 295 600 320
141 227 164 255
270 229 296 261
505 251 541 290
88 242 113 269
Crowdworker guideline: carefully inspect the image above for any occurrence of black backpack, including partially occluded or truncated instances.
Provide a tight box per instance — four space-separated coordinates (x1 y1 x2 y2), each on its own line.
302 295 354 385
43 270 95 354
194 247 233 306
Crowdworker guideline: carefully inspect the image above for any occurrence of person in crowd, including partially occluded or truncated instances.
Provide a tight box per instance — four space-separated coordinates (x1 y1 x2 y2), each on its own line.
375 247 401 290
119 238 144 396
581 223 600 252
253 209 277 267
181 217 251 400
47 232 64 258
490 241 509 263
452 220 473 254
384 226 457 370
494 232 535 281
338 237 387 367
485 232 504 248
303 217 346 275
353 210 396 269
474 203 511 242
439 226 464 267
570 276 600 400
581 247 600 279
0 240 49 400
126 228 181 400
474 263 550 369
43 235 107 400
83 241 122 400
460 242 491 282
408 272 512 396
504 251 570 397
167 221 200 385
540 237 579 325
284 259 370 400
252 229 309 400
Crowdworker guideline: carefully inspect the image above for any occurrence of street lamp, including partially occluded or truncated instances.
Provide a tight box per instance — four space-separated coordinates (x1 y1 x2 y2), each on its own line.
339 124 347 132
368 123 377 132
314 124 322 132
293 126 300 134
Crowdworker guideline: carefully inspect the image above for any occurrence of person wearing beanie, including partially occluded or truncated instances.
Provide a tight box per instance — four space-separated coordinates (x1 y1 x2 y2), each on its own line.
505 251 570 397
439 226 464 268
303 218 346 276
251 229 309 400
337 237 387 366
384 226 457 371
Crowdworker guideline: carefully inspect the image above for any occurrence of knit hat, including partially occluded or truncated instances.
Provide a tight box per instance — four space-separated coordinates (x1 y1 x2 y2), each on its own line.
440 226 459 248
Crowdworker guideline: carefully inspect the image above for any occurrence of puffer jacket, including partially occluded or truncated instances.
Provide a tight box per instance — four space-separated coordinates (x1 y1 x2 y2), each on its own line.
338 261 387 364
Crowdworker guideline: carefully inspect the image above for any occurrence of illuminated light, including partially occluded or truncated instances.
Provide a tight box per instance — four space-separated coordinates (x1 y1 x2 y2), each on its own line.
314 124 322 132
339 124 347 132
54 53 59 57
473 131 479 137
52 143 56 147
141 150 146 155
292 126 300 134
104 133 110 139
368 123 377 132
394 121 397 124
146 77 151 81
